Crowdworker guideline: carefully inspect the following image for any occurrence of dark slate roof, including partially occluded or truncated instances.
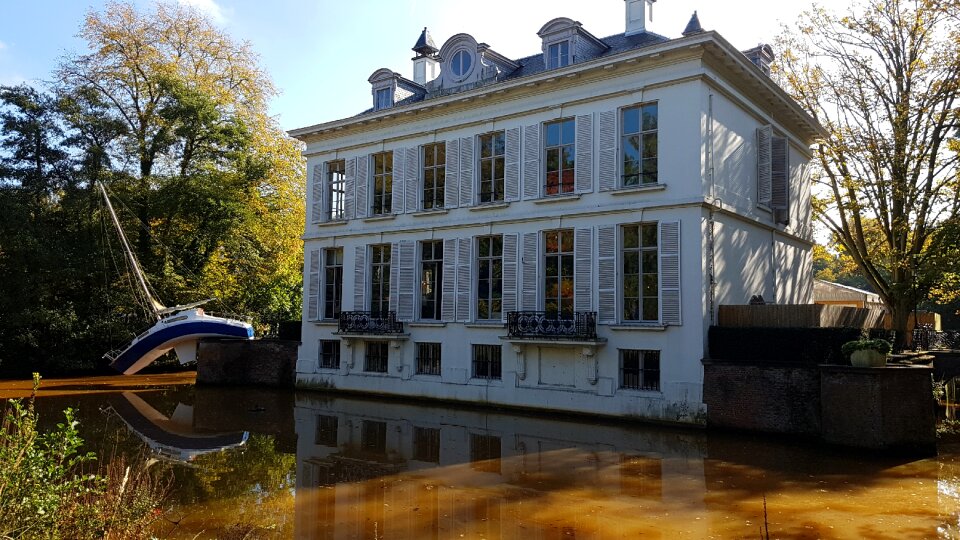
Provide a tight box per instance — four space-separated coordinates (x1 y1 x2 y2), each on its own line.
413 27 438 55
354 30 670 118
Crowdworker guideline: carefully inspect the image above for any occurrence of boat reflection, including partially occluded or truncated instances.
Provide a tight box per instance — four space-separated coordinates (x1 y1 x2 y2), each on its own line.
108 391 248 464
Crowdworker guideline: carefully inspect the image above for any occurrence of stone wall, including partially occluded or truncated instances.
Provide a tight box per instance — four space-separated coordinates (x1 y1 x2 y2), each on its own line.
703 360 936 455
701 361 820 436
197 338 298 388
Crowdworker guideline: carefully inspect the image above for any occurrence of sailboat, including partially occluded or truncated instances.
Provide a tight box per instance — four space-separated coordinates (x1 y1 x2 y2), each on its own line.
98 182 254 375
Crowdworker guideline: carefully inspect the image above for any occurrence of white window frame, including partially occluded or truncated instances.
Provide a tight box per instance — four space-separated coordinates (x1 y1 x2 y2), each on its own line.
547 40 570 69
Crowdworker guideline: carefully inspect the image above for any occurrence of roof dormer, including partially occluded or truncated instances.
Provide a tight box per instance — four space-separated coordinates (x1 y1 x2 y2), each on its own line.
537 17 609 70
368 68 425 111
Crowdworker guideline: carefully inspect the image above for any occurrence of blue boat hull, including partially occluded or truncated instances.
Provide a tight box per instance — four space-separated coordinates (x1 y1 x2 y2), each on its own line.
110 320 254 375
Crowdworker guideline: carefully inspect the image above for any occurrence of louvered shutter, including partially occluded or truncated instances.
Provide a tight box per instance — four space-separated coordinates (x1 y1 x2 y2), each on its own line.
504 127 520 201
456 237 472 322
501 233 519 321
757 125 772 208
355 155 369 219
311 164 324 223
391 149 405 214
521 231 539 310
344 158 356 220
389 242 400 314
598 225 617 323
575 114 593 193
522 124 540 200
441 239 457 321
574 227 593 312
405 147 419 213
307 249 320 320
771 136 789 224
598 110 617 191
397 241 415 321
353 245 366 311
659 221 681 326
459 136 474 207
445 138 460 209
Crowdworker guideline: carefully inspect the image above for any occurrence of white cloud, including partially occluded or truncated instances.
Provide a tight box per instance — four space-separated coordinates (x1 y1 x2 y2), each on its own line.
178 0 227 24
0 40 7 51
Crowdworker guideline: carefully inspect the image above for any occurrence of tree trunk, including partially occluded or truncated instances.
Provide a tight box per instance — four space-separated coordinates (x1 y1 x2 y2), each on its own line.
888 295 914 353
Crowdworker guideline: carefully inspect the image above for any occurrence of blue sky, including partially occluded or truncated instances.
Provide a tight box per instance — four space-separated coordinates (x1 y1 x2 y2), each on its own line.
0 0 849 131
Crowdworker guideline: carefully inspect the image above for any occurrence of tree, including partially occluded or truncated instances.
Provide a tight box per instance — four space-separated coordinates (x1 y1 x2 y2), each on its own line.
57 0 304 327
777 0 960 346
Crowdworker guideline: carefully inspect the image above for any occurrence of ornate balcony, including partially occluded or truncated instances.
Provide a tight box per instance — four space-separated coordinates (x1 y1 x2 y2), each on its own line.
337 311 404 335
507 311 598 341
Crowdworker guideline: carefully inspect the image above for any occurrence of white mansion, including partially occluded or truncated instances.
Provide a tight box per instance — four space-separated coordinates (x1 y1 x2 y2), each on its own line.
289 1 823 423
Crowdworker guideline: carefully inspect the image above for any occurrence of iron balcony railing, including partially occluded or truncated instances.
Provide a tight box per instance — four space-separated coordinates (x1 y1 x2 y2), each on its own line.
338 311 404 335
507 311 598 340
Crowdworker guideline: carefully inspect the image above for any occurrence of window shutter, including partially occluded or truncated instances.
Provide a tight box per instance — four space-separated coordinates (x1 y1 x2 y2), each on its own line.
575 114 593 193
771 136 789 224
659 220 681 326
521 231 539 310
597 225 617 323
441 239 457 321
445 138 460 209
459 136 474 208
456 237 472 322
353 245 366 311
522 124 540 200
389 242 400 313
392 149 405 215
307 249 320 320
501 233 519 321
311 163 324 224
344 158 356 220
574 227 593 312
504 127 520 201
404 147 418 213
757 125 772 208
398 240 415 321
598 110 617 191
355 155 369 219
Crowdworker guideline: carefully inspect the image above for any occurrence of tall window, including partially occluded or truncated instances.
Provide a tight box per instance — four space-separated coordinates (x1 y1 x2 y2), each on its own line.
623 223 659 322
470 433 502 473
414 427 440 463
544 118 575 195
372 152 393 215
547 41 570 69
318 340 340 370
315 415 338 447
478 132 505 203
622 103 658 186
477 235 503 320
472 344 502 380
326 159 345 221
544 229 574 318
375 88 392 110
620 349 660 391
416 342 442 376
323 248 343 320
420 241 443 320
370 244 391 316
422 143 445 210
362 420 387 452
365 342 388 373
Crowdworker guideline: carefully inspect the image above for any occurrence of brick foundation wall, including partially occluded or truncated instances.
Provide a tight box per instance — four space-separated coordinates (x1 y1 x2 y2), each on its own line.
196 338 298 388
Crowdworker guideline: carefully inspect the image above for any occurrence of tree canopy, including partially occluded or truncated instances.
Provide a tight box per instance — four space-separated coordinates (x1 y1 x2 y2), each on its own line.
0 1 304 375
777 0 960 343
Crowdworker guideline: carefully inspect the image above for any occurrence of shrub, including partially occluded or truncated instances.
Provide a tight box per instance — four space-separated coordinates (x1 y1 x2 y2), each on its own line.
708 326 863 365
840 339 892 357
0 374 169 539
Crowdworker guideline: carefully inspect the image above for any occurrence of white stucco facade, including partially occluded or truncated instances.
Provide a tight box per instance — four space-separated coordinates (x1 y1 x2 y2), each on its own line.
289 16 823 424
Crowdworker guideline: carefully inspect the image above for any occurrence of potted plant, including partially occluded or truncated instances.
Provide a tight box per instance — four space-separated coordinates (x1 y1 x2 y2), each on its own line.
841 338 892 367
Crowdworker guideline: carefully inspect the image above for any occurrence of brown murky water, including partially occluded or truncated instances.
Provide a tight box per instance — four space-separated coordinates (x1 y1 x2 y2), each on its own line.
3 373 959 539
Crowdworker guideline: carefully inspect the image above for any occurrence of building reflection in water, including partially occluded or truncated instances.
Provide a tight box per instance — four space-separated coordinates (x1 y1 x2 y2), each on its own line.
294 393 709 539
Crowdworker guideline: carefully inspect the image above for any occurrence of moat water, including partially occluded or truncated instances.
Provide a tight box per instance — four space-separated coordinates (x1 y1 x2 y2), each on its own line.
2 372 959 539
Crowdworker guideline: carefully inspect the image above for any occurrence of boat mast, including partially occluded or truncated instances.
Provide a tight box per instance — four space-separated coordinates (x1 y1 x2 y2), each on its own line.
97 182 165 319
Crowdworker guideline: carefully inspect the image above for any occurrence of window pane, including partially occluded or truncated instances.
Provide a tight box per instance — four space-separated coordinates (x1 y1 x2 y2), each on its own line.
642 274 658 296
624 274 639 296
642 133 658 159
560 230 573 252
494 133 505 156
481 135 492 158
642 251 658 273
641 225 658 247
642 104 658 131
643 298 659 321
623 107 640 135
546 122 560 146
623 226 639 249
561 119 575 144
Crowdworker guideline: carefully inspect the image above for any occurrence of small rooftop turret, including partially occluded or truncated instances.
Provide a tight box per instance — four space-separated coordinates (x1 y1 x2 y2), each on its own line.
412 27 440 85
682 11 703 37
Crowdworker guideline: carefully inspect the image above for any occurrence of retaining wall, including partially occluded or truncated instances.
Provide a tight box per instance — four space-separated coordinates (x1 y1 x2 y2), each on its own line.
197 338 298 388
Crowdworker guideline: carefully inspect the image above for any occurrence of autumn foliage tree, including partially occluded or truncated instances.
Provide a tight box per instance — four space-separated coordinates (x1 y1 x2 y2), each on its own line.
777 0 960 346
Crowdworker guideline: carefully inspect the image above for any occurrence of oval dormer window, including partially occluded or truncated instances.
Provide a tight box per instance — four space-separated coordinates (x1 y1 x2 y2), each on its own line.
451 50 472 79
